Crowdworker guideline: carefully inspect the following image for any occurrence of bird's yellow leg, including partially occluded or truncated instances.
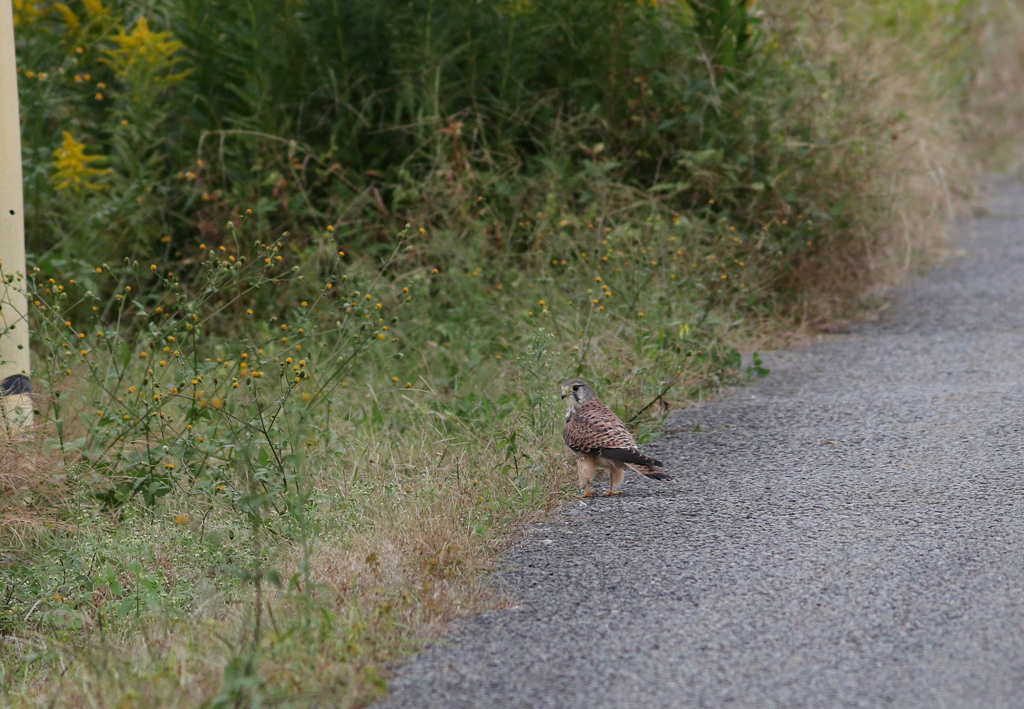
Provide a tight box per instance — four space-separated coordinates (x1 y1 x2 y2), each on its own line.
576 455 597 497
603 467 624 496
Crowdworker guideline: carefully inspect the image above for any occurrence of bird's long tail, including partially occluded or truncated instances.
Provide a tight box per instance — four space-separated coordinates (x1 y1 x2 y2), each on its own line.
626 463 671 481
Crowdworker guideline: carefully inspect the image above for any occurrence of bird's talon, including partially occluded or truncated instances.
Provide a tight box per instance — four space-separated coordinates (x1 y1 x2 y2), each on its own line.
602 490 623 497
579 490 597 498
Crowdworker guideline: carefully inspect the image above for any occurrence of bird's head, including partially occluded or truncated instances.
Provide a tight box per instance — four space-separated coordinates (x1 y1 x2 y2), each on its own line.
561 379 597 407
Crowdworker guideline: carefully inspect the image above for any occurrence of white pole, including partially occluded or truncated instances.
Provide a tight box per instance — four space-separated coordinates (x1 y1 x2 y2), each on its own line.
0 0 32 429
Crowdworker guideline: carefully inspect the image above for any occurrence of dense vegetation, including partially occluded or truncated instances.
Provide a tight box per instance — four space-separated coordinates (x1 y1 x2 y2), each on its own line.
3 0 1018 706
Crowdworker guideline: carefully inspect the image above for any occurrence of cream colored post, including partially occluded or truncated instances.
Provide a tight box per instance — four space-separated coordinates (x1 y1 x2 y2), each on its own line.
0 0 32 428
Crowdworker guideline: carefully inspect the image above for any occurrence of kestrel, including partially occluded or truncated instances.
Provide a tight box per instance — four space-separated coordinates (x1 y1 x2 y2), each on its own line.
561 379 671 497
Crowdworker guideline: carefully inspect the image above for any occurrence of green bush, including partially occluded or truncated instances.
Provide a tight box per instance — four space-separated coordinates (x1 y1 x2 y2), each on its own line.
16 0 879 298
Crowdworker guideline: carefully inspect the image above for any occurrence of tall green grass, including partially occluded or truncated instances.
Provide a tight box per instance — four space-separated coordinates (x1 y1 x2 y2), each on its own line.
16 0 929 294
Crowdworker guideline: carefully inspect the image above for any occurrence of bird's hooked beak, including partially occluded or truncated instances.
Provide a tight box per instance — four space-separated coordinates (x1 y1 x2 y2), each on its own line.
560 387 570 400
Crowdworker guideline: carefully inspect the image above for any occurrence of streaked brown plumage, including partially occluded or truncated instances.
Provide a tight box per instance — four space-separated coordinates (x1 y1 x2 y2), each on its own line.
561 379 671 497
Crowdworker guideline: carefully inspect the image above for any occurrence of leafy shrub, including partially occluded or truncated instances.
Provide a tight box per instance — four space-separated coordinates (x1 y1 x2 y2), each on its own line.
14 0 912 301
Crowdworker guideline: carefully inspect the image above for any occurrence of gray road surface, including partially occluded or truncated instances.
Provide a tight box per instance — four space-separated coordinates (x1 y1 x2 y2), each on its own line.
376 181 1024 708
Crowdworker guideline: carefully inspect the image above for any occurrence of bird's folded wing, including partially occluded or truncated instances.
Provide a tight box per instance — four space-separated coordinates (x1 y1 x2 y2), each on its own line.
564 402 627 450
563 400 663 466
626 462 672 481
598 447 664 468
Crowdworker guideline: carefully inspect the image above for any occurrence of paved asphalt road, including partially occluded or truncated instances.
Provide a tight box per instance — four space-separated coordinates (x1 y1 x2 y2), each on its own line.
376 181 1024 708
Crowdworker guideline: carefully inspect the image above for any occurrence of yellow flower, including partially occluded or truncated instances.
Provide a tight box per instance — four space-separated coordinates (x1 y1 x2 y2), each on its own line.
81 0 107 18
174 514 187 525
51 132 110 192
103 18 191 85
13 0 45 27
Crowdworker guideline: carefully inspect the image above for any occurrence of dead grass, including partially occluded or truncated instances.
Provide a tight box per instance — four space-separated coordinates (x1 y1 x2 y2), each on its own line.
965 0 1024 172
762 0 982 324
0 433 67 548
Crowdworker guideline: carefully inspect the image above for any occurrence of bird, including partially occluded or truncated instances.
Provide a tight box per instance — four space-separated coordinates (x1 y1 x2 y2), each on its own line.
561 378 671 497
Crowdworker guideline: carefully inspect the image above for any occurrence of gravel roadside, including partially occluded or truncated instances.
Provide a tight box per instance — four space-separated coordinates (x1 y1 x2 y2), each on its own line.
375 181 1024 709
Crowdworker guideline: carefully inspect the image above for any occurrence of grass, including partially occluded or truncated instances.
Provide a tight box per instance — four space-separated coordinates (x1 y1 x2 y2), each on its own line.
3 0 1023 706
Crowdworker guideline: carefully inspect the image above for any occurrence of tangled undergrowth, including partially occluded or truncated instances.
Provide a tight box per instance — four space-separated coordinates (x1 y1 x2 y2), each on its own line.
3 0 1023 706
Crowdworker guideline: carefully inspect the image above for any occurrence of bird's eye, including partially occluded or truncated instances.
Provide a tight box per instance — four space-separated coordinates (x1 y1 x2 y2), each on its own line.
572 385 579 391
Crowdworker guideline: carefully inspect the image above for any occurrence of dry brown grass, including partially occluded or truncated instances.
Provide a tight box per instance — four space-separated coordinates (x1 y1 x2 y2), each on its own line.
761 0 985 325
0 432 67 548
965 0 1024 172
